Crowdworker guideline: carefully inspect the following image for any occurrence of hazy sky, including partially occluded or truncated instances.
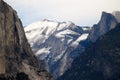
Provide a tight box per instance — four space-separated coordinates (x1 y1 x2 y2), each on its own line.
4 0 120 26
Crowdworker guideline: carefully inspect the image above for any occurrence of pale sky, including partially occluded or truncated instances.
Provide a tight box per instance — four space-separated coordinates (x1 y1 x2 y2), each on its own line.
4 0 120 26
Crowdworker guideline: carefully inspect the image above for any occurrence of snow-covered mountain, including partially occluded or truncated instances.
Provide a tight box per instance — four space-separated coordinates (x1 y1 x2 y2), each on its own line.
25 19 91 78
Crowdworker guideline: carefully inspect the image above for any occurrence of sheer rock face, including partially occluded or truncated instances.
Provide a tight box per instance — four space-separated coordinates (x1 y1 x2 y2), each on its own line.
88 12 118 42
0 1 53 80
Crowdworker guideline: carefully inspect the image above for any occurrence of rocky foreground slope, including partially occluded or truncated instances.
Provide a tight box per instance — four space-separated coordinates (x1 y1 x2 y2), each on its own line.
0 0 53 80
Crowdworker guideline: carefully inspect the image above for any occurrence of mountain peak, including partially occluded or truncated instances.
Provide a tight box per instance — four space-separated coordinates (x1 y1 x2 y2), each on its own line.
42 19 53 22
25 19 78 33
101 11 114 20
102 11 107 15
88 11 118 42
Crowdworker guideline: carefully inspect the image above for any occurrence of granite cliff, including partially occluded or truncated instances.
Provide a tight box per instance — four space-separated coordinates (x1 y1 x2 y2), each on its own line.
0 0 53 80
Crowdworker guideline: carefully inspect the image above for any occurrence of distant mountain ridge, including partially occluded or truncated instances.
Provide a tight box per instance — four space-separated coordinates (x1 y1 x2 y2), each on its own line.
25 20 91 78
25 11 120 79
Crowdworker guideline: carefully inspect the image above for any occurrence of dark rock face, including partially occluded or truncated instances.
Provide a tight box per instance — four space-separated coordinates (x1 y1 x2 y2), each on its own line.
57 23 120 80
0 0 53 80
88 12 118 42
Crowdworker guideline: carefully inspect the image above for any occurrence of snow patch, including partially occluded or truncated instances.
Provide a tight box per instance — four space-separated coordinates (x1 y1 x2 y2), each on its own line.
55 29 80 38
35 47 51 56
71 33 89 47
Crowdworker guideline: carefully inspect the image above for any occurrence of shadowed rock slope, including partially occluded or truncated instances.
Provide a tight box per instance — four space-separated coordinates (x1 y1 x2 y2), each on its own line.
57 23 120 80
0 0 53 80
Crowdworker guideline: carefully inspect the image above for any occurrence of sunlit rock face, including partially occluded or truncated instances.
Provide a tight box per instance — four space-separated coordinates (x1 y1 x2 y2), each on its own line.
0 0 54 80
